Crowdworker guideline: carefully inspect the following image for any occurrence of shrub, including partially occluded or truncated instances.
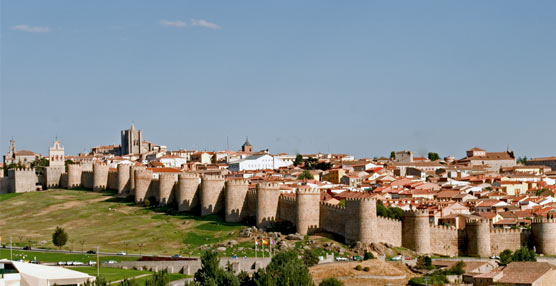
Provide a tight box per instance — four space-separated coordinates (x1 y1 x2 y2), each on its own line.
355 265 362 271
363 267 370 272
319 277 344 286
363 252 374 260
302 249 320 267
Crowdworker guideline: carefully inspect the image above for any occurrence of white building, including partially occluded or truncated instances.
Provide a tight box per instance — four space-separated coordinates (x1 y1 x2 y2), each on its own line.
0 260 94 286
228 154 292 172
157 155 188 168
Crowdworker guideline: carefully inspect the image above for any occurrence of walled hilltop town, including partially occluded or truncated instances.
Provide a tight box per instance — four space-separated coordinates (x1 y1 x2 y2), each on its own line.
4 124 556 284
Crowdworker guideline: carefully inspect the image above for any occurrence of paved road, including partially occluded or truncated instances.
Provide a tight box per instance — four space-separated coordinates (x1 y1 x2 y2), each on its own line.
169 277 193 286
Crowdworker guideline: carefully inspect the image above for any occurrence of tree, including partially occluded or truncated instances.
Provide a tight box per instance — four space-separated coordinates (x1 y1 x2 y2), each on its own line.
416 256 433 270
119 278 138 286
194 250 239 286
319 278 344 286
512 247 536 262
390 151 396 160
499 249 513 265
445 261 465 275
297 170 314 180
145 270 169 286
302 249 320 267
52 226 68 249
517 156 528 165
31 157 49 176
294 154 304 167
427 152 440 161
253 250 314 286
363 252 374 260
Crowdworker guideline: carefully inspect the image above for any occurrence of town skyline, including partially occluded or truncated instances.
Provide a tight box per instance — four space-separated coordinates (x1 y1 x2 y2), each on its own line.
2 1 556 158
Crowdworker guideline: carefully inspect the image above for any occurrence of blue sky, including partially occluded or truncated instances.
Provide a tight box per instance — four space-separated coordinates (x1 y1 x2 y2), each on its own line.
1 1 555 158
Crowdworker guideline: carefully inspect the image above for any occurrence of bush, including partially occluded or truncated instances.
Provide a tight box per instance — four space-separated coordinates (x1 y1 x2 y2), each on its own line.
445 261 465 276
499 249 513 265
253 250 313 285
363 267 370 272
513 247 536 262
416 256 434 270
355 265 362 271
145 270 169 286
319 277 344 286
302 249 320 267
363 252 374 260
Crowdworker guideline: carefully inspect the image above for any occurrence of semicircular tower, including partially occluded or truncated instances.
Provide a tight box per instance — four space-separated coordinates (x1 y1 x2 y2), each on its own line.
465 219 491 257
176 173 200 212
402 210 431 254
256 182 281 229
117 164 130 195
225 179 250 222
134 169 152 204
200 175 225 216
296 188 321 235
93 163 109 192
67 164 82 189
532 217 556 255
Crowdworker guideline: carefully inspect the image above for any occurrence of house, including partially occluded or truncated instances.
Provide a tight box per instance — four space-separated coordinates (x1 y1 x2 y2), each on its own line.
473 262 556 286
157 155 188 168
0 260 95 286
228 154 292 172
459 147 516 172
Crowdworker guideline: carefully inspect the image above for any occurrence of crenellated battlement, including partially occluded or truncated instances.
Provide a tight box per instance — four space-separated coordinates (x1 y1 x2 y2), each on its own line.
532 217 556 224
257 182 281 189
179 172 199 179
226 179 250 186
403 209 429 216
490 228 530 234
377 215 402 223
320 201 347 211
466 218 491 224
201 174 224 181
159 173 177 179
430 224 457 231
296 187 321 195
279 195 297 202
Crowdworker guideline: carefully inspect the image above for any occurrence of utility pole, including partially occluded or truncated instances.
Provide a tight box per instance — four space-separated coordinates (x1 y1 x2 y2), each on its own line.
10 236 12 261
96 246 100 278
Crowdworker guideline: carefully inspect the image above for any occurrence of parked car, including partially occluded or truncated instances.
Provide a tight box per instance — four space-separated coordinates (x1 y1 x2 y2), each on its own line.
117 252 126 256
335 257 349 261
390 255 403 261
57 262 66 266
87 250 96 254
172 254 182 258
107 260 117 264
88 261 97 266
23 246 31 250
72 261 84 266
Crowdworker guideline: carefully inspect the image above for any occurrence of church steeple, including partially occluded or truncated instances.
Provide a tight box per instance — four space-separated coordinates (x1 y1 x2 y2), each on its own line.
241 137 252 153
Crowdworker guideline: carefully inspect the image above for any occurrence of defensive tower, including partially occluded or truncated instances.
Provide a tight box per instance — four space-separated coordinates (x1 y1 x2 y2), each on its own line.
158 173 177 205
200 175 225 216
93 162 109 191
225 179 250 222
256 182 281 229
402 210 431 254
296 188 321 235
345 198 377 245
117 164 130 194
67 164 82 189
532 217 556 255
134 169 152 203
465 219 491 257
176 173 200 211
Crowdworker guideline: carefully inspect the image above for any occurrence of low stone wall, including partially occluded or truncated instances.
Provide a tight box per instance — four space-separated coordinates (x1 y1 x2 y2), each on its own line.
105 257 271 275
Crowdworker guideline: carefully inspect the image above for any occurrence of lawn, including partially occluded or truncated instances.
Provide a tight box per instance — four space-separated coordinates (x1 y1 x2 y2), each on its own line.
69 267 190 285
0 189 246 256
0 249 138 263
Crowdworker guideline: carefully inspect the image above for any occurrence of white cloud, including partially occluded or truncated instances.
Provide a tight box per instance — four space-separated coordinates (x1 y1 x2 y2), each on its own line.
13 25 50 33
159 20 187 28
190 19 221 30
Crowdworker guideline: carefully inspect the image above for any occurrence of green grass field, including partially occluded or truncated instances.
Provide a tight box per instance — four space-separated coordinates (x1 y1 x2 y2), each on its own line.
0 190 247 256
0 249 138 263
68 267 190 285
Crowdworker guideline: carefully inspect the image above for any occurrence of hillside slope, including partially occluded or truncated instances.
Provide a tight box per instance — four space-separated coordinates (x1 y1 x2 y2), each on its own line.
0 189 245 256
